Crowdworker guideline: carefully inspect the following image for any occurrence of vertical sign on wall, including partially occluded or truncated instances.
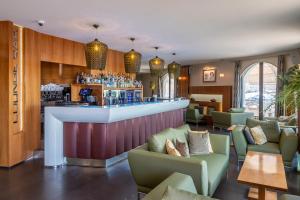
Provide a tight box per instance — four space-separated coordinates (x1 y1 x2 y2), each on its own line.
11 25 22 134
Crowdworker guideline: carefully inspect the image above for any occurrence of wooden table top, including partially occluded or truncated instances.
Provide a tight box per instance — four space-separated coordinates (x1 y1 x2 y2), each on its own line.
237 151 288 191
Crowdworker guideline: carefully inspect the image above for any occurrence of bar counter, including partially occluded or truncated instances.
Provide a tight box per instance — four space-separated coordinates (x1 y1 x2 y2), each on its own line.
44 99 189 167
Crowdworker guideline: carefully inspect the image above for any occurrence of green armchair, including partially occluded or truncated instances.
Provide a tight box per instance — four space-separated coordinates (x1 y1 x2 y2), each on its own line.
186 108 204 124
143 172 217 200
232 118 298 167
128 125 230 197
211 110 254 130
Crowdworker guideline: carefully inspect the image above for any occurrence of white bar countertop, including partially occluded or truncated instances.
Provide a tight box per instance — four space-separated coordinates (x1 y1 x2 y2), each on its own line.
44 99 189 167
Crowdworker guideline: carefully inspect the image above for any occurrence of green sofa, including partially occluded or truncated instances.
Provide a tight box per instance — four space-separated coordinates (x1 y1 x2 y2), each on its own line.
143 172 217 200
211 110 254 130
232 118 298 167
128 125 230 197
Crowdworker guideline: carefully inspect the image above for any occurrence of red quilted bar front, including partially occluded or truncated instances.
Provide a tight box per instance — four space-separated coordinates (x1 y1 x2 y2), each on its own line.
63 109 184 160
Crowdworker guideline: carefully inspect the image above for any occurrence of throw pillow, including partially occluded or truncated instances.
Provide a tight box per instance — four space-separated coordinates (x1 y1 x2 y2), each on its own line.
250 126 267 145
162 186 214 200
175 139 190 157
165 139 181 157
243 127 255 144
188 130 213 155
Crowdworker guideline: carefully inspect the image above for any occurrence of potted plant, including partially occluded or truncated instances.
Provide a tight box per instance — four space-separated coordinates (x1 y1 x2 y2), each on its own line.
278 65 300 171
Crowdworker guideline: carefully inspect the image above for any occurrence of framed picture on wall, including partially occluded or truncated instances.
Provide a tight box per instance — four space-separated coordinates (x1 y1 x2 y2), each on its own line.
203 69 216 82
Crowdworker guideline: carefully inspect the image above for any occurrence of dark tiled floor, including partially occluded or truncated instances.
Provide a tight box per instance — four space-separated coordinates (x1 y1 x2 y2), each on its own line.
0 125 299 200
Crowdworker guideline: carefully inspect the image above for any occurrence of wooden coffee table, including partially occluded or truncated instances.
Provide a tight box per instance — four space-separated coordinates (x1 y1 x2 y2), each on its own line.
237 151 288 200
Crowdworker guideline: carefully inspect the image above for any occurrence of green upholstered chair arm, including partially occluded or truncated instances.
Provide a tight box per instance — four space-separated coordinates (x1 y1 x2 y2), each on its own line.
280 129 298 163
128 145 209 196
232 125 247 158
142 172 198 200
210 134 230 156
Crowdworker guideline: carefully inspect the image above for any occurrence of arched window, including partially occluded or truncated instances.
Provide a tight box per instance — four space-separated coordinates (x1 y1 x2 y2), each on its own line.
241 62 277 118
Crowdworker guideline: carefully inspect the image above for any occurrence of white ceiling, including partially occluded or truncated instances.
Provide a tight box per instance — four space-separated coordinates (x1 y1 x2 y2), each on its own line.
1 0 300 69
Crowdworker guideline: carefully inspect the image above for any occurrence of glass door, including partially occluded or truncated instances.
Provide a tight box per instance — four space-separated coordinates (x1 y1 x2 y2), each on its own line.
242 62 277 119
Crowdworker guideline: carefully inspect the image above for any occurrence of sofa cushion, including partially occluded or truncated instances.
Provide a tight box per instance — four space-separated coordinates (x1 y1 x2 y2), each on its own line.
243 127 255 144
174 124 190 136
247 142 280 154
246 118 281 143
166 139 181 157
188 130 213 155
148 125 191 153
250 126 267 145
175 139 190 157
191 153 228 196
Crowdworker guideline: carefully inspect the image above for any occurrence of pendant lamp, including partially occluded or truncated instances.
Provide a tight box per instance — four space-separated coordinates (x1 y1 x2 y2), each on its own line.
168 53 181 78
149 47 165 76
85 24 108 70
124 38 142 73
168 53 181 98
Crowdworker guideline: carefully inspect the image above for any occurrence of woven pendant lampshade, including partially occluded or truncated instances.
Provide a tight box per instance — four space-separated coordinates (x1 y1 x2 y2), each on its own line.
149 47 165 76
168 53 181 78
124 38 142 73
85 24 108 70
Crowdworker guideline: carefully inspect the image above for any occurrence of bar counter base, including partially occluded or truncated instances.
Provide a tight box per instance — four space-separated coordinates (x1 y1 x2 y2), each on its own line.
44 100 189 167
66 152 128 168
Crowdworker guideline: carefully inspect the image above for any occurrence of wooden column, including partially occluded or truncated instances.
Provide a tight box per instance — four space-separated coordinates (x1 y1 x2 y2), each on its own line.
0 21 26 167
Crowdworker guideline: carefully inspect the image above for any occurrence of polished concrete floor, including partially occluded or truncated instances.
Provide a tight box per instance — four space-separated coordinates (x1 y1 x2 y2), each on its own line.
0 127 299 200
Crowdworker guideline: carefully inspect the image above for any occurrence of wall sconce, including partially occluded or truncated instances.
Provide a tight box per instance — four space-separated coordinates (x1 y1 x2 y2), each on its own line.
178 76 187 81
219 73 225 78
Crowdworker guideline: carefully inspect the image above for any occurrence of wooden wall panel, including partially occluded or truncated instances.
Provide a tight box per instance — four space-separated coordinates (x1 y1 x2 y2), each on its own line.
52 37 64 63
23 28 41 153
63 39 74 65
0 21 11 166
41 62 87 85
40 33 53 62
177 66 190 97
73 42 86 66
189 86 232 111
